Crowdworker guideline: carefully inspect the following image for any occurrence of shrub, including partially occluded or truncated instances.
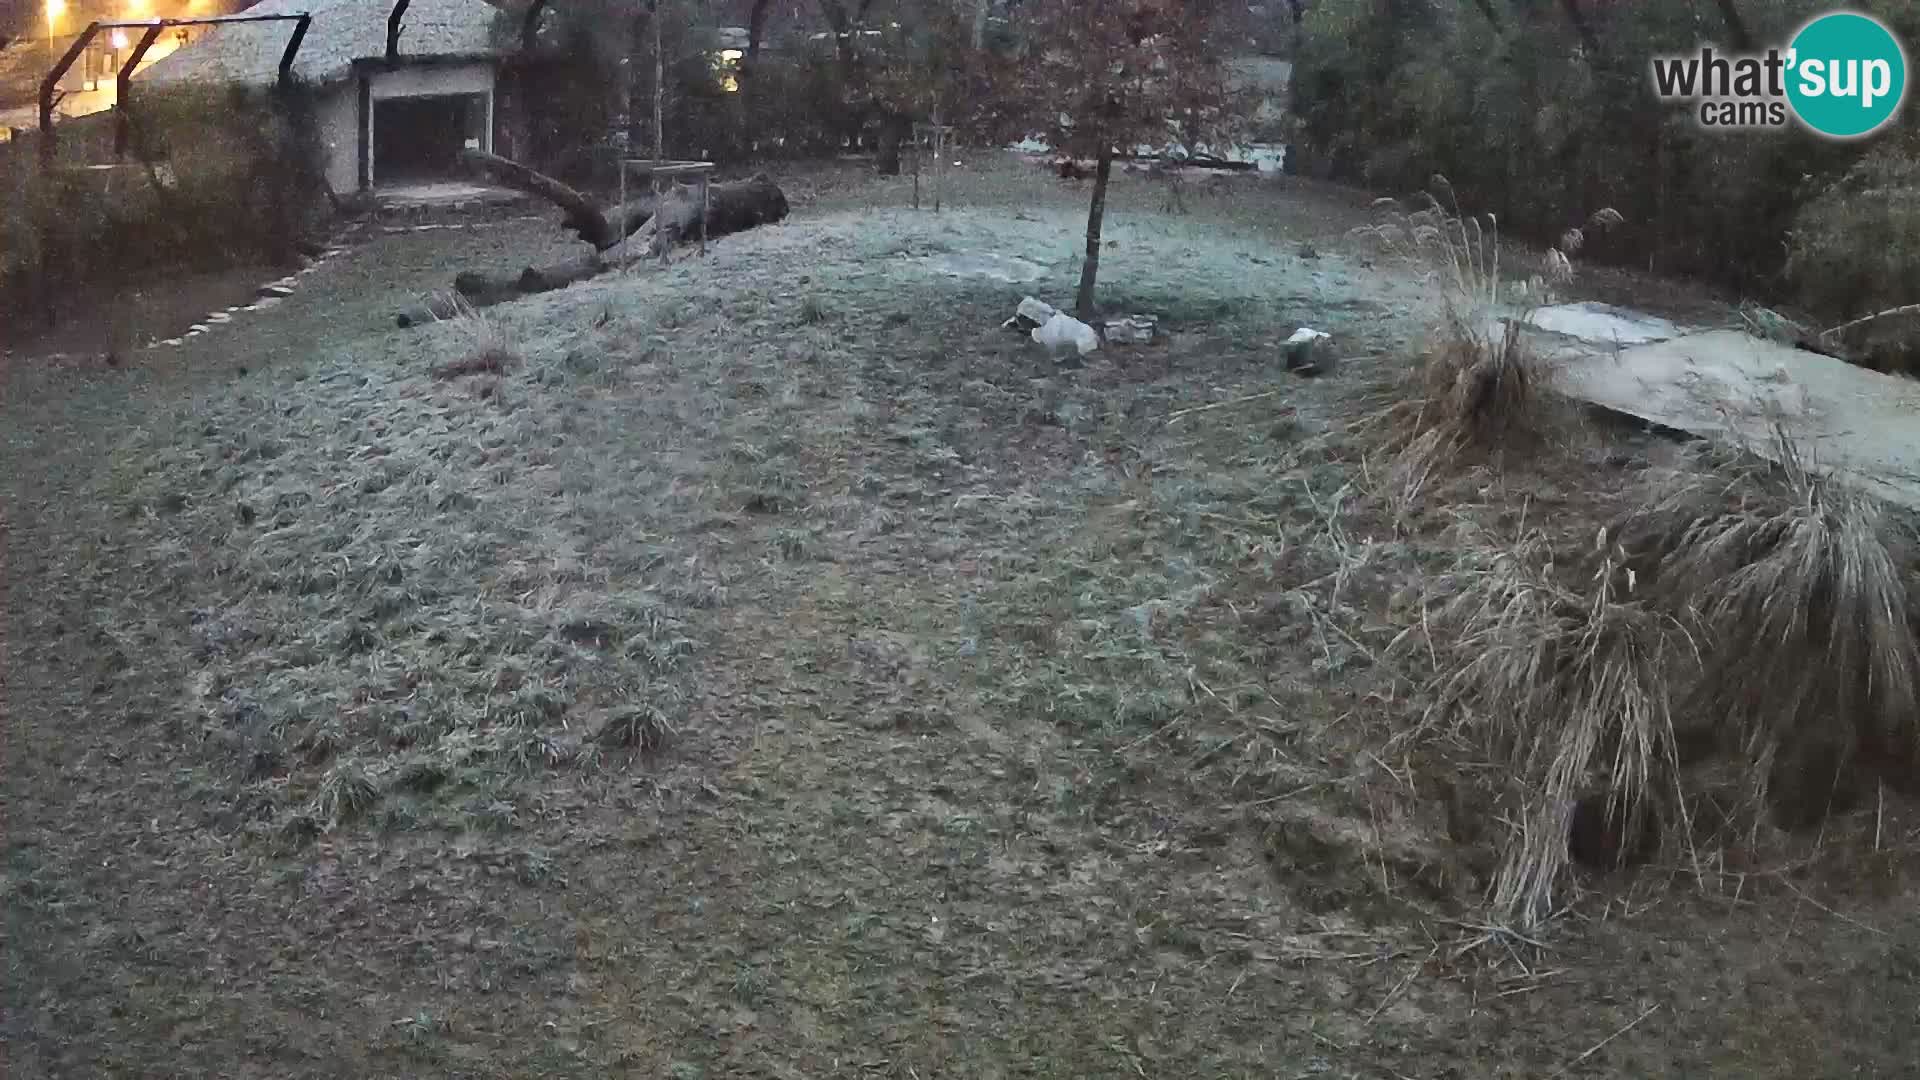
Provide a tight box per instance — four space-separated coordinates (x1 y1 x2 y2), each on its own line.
0 82 326 326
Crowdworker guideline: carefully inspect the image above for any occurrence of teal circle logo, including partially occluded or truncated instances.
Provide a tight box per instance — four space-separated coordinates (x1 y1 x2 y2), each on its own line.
1786 11 1908 138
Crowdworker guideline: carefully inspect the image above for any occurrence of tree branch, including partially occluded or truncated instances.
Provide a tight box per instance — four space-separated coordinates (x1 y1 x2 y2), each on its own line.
462 149 658 250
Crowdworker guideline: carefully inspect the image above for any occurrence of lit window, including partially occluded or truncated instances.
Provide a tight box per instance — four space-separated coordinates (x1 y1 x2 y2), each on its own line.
714 48 744 93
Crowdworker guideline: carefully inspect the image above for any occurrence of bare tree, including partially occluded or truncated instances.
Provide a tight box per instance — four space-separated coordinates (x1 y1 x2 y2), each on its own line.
1002 0 1242 318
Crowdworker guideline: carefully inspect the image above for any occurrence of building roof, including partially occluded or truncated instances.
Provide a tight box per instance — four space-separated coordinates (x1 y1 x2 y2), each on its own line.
138 0 501 89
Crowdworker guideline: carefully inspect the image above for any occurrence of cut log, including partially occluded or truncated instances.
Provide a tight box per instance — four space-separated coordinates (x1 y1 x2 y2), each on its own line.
395 254 607 327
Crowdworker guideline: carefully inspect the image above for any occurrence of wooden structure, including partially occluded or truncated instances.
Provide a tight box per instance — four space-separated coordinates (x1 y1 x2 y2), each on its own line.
911 120 953 212
620 159 715 258
37 12 313 164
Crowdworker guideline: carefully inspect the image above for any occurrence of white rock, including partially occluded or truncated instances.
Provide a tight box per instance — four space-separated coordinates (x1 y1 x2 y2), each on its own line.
1017 296 1057 323
1283 327 1334 373
1004 295 1060 333
1033 312 1100 358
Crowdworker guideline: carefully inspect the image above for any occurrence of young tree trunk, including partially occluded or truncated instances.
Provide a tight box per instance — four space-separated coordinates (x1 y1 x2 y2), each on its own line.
1074 144 1114 321
876 112 910 175
653 0 665 161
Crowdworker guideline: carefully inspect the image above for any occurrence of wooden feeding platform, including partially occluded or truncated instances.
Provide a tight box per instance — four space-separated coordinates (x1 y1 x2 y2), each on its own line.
620 158 717 256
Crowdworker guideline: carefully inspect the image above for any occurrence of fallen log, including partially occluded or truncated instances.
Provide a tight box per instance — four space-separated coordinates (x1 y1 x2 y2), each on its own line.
462 149 633 250
395 254 608 327
635 173 791 258
395 160 790 328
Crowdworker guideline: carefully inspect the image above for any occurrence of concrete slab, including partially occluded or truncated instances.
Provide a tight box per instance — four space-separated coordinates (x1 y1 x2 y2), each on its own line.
1549 328 1920 509
1526 302 1681 348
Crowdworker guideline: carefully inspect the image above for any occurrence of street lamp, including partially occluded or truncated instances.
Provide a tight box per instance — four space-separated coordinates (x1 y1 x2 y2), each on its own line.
46 0 66 55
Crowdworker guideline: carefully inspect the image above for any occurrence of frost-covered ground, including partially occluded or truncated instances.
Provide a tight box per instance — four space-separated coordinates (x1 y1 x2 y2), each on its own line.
5 154 1915 1080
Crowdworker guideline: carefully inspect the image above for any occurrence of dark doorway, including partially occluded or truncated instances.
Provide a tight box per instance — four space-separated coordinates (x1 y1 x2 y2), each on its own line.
371 94 481 185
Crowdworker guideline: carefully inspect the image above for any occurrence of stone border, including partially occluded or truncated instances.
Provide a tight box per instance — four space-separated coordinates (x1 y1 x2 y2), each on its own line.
143 214 543 351
147 243 351 351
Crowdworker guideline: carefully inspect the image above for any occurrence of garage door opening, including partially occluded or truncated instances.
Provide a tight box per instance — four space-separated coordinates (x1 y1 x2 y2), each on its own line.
371 93 487 188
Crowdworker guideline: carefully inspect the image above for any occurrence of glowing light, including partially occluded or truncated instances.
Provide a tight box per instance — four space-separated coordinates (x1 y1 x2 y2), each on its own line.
47 0 66 18
715 48 744 92
111 29 129 48
126 0 151 17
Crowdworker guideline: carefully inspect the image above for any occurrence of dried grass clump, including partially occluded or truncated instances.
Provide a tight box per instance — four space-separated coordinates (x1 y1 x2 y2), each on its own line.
1618 434 1920 817
430 293 523 379
1414 528 1697 925
594 702 676 755
1365 316 1548 507
310 763 381 829
1422 431 1919 927
1354 180 1610 506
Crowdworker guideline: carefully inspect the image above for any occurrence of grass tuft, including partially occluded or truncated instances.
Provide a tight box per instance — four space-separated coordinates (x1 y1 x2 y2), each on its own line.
1354 183 1586 508
1418 428 1919 926
310 764 381 829
392 758 452 794
1361 315 1552 508
430 293 523 379
1418 528 1697 925
594 703 675 755
1616 432 1920 820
